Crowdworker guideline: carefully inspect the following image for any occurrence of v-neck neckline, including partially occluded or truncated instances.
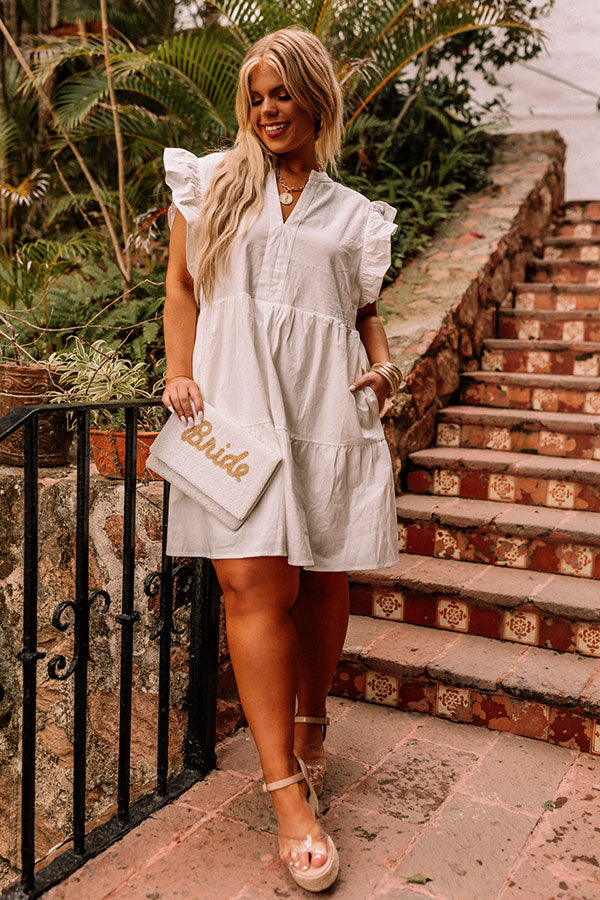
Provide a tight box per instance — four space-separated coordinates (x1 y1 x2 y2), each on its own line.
268 167 330 228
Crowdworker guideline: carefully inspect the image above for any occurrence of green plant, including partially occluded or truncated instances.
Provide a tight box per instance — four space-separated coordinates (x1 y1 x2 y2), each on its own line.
47 336 164 431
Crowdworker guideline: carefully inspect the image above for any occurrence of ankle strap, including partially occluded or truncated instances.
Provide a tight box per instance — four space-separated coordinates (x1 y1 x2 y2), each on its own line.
262 758 319 816
294 715 330 726
262 769 305 793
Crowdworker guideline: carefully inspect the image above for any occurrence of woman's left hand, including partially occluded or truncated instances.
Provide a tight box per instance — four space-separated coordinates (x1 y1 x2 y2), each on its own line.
349 371 393 417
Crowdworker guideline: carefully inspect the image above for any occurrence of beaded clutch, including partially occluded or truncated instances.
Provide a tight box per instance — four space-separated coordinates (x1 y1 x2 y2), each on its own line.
146 402 283 531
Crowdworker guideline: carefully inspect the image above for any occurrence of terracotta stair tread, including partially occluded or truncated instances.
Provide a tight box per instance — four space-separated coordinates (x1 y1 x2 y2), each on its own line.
483 338 600 352
514 282 600 294
438 404 600 432
408 446 600 480
500 309 600 321
544 237 600 247
348 554 600 621
338 615 600 715
462 370 600 390
396 492 600 543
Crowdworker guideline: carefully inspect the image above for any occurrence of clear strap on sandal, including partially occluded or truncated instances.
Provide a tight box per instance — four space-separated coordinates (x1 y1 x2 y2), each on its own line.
278 822 330 871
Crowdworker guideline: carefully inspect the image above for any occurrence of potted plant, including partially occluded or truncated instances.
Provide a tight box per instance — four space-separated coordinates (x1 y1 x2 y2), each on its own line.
0 235 99 467
47 337 164 479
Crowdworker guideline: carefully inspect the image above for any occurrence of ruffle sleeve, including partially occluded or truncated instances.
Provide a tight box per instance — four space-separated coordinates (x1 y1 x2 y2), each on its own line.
163 147 205 230
358 200 398 308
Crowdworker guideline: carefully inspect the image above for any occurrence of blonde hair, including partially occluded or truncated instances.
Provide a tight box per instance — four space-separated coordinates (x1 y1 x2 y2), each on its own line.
191 27 344 306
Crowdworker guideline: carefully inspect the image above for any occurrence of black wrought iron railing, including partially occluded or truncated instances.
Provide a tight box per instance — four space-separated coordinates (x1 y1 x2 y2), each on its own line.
0 401 221 899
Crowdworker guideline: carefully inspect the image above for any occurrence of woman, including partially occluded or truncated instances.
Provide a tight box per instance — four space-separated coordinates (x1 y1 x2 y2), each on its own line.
161 26 401 893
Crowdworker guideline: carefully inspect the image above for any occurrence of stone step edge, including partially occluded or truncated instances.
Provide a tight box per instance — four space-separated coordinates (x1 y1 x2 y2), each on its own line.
407 445 600 478
461 370 600 389
331 653 600 755
395 494 600 545
544 237 600 246
500 309 600 320
438 404 600 432
347 560 600 658
514 283 600 294
483 338 600 351
530 259 600 268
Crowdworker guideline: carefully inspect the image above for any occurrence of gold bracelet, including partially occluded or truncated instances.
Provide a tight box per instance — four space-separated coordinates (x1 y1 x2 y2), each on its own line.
370 361 402 396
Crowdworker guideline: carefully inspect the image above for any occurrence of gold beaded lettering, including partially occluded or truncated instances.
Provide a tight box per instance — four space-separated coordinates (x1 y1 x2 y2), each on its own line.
181 421 250 482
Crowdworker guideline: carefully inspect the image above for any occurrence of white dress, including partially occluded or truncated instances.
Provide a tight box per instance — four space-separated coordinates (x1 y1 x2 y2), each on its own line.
163 147 400 572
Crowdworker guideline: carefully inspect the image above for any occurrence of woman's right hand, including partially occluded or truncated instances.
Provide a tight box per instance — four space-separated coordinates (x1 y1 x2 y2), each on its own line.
162 375 204 425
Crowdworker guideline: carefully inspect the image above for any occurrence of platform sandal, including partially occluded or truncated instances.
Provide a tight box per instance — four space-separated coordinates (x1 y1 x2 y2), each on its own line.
262 756 339 893
294 715 330 797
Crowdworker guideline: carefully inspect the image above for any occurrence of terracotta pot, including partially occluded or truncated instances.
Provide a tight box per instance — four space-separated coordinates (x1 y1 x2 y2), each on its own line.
89 429 160 480
0 362 74 467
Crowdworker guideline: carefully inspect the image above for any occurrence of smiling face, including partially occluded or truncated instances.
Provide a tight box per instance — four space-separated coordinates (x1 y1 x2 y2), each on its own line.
248 61 317 161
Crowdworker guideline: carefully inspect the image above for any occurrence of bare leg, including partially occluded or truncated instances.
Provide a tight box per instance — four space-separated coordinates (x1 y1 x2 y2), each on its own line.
290 570 349 762
212 556 328 872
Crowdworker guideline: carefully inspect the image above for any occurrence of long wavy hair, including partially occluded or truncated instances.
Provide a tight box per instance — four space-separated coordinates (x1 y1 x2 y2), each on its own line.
191 27 344 306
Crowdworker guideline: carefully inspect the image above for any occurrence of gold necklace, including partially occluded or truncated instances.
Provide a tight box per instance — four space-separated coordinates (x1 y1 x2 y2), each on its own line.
275 164 321 206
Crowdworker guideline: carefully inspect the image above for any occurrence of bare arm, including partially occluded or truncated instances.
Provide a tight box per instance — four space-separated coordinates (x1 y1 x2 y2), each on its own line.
161 209 204 423
350 302 394 414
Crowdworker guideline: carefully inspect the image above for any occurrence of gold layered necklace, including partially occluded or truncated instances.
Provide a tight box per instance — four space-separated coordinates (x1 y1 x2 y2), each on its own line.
275 163 322 205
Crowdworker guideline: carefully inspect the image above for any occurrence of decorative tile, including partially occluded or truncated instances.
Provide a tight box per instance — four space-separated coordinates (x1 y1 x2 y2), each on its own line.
373 588 404 621
560 543 594 578
436 422 461 447
562 320 585 341
576 622 600 657
584 392 600 415
545 479 576 509
593 440 600 460
592 720 600 755
488 473 516 502
518 319 540 340
549 709 592 752
502 609 539 645
526 351 551 374
485 427 511 451
538 431 567 454
515 292 535 310
581 246 600 262
437 597 469 632
482 350 506 372
434 528 461 560
433 469 460 496
556 294 577 311
532 388 559 412
574 224 593 238
495 536 528 569
509 700 549 741
435 684 470 718
543 247 562 261
365 670 398 707
587 270 600 285
398 523 407 552
573 355 599 377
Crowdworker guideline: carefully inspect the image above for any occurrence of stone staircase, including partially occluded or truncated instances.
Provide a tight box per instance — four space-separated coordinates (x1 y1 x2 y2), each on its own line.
335 200 600 755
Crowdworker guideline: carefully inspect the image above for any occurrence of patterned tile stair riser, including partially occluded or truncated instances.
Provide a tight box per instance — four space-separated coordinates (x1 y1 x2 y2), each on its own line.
514 285 600 311
436 411 600 460
529 260 600 285
461 372 600 415
406 458 600 513
330 660 600 755
498 311 600 342
553 223 600 238
543 242 600 262
481 341 600 377
397 518 600 581
349 581 600 658
562 200 600 220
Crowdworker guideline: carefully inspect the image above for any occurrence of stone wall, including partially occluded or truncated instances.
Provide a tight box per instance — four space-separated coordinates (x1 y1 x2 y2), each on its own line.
0 472 243 891
380 131 566 488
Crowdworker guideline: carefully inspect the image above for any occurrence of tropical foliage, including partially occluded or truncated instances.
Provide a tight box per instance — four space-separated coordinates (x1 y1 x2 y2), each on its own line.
0 0 553 373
